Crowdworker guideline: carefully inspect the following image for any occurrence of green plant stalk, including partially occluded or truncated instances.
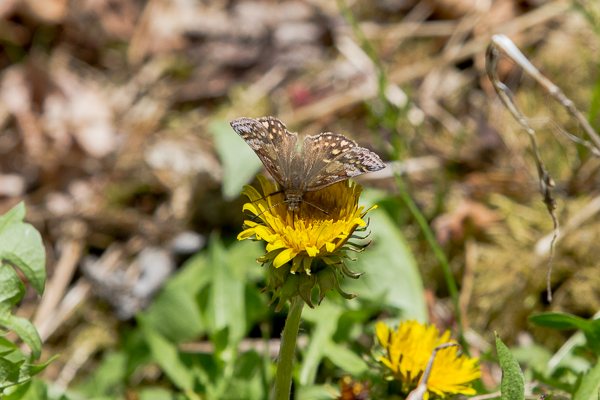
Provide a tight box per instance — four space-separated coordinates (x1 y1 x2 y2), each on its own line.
272 296 304 400
394 174 467 350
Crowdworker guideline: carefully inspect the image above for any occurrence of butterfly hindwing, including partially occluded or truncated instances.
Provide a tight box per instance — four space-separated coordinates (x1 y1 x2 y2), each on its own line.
301 132 385 191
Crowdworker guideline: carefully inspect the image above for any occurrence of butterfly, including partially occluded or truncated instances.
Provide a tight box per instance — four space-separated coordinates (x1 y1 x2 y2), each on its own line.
230 116 385 211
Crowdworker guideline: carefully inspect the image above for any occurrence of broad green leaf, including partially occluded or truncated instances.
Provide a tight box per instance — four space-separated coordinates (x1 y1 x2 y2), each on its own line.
301 302 343 385
0 355 53 393
0 357 22 389
0 202 25 232
139 317 194 391
16 379 47 400
211 120 262 200
0 357 56 400
139 387 185 400
2 380 32 399
233 350 263 381
322 342 367 375
345 191 426 321
0 312 42 360
0 223 46 294
141 239 262 344
530 312 591 331
167 252 213 293
546 331 590 376
0 337 18 353
226 239 263 282
512 343 552 375
0 267 25 305
224 351 267 400
573 361 600 400
209 238 246 342
142 288 204 343
4 378 65 400
297 384 337 400
22 357 55 379
211 326 230 355
530 313 600 354
74 351 126 397
141 254 210 342
496 334 524 400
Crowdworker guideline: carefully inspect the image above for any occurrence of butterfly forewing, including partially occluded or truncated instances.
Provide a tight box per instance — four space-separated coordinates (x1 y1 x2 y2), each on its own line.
230 117 297 188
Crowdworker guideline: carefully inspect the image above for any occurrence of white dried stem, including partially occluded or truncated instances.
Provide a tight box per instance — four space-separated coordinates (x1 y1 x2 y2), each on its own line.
485 34 600 302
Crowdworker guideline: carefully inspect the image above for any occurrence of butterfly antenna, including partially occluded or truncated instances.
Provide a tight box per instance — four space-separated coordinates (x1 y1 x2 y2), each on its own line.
302 200 330 216
249 189 284 204
246 200 285 222
244 190 285 222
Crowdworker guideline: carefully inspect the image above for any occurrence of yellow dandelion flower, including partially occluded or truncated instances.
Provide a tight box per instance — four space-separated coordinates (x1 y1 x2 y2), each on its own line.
237 175 375 307
376 320 480 399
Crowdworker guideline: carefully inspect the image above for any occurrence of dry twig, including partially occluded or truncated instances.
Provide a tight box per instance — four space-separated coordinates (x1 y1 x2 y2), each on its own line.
485 34 600 302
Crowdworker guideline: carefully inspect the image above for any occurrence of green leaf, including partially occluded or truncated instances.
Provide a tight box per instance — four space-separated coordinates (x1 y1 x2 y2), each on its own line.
345 191 426 321
573 361 600 400
495 334 524 400
143 288 204 343
0 337 18 353
24 356 56 378
211 120 263 200
0 223 46 294
0 203 25 232
0 312 42 360
233 350 263 381
301 304 341 383
139 387 184 400
0 267 25 305
141 238 262 343
225 351 267 400
0 354 54 392
74 351 127 397
208 237 246 342
322 342 367 375
297 384 338 400
0 357 22 389
511 343 552 375
139 317 195 391
300 302 343 385
141 254 210 342
530 312 592 331
3 379 51 400
530 313 600 354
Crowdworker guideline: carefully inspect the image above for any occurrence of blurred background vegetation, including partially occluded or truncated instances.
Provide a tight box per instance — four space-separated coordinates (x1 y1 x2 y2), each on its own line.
1 0 600 398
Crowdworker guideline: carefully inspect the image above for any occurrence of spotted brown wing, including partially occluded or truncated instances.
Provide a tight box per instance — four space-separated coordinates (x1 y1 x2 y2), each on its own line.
230 116 297 188
300 132 385 191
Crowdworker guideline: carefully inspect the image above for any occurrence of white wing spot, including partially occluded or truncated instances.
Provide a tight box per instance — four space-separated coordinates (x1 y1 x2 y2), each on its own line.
261 121 269 128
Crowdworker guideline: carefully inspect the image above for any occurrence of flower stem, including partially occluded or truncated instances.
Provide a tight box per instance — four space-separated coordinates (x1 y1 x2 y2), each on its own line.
272 296 304 400
394 174 468 351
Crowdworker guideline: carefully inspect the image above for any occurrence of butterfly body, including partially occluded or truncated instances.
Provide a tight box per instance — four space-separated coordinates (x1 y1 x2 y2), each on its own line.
230 116 385 211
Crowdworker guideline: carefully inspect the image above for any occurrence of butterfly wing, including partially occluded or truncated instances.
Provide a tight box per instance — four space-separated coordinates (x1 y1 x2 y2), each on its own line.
301 132 385 191
230 117 297 187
